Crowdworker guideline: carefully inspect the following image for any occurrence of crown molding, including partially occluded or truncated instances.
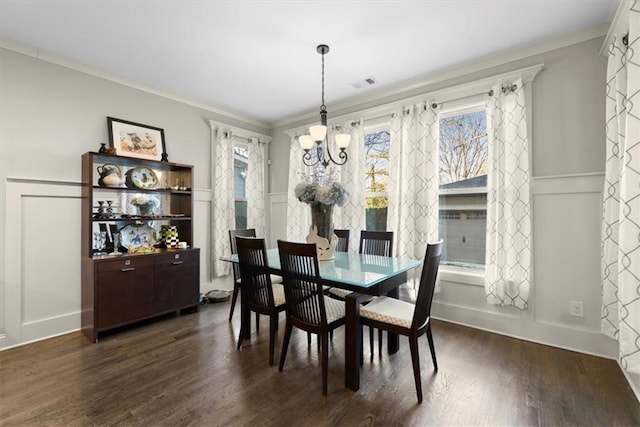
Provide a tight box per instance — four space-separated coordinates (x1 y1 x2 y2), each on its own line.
0 37 271 130
600 0 630 56
271 23 607 130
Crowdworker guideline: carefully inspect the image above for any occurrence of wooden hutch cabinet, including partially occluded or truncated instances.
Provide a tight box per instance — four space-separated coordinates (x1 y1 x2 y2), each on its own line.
81 152 200 342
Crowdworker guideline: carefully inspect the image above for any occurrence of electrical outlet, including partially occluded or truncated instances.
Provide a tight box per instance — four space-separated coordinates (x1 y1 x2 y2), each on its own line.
570 301 584 318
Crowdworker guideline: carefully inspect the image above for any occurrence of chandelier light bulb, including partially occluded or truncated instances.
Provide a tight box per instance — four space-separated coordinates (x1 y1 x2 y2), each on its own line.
309 125 327 142
335 133 351 149
299 135 314 150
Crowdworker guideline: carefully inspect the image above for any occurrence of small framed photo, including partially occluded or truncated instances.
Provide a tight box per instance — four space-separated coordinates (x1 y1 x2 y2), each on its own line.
107 117 167 161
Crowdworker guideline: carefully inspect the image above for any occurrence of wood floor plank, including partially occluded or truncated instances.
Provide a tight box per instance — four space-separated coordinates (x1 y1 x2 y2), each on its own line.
1 301 638 426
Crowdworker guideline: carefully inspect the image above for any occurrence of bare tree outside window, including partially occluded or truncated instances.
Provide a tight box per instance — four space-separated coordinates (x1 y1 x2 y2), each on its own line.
364 130 390 231
439 111 488 185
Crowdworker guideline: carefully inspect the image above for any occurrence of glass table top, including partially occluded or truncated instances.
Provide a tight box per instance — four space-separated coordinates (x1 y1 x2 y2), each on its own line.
231 249 422 290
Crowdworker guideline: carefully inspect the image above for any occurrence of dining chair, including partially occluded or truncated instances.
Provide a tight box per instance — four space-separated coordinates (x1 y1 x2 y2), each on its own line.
229 228 282 330
358 240 443 403
329 230 394 357
277 240 346 395
235 236 286 366
333 229 350 252
229 228 256 322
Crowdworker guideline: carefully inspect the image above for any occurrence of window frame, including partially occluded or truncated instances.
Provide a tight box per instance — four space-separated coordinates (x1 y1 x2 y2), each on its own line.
233 141 249 229
437 103 489 286
363 123 391 231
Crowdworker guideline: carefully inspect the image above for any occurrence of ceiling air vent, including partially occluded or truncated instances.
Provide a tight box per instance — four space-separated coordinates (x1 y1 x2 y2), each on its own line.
351 77 377 89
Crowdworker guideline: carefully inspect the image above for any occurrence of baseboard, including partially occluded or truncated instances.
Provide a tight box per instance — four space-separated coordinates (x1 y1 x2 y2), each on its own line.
620 362 640 404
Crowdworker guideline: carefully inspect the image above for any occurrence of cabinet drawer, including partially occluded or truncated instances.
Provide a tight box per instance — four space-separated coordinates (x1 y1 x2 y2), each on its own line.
155 250 198 266
97 256 155 273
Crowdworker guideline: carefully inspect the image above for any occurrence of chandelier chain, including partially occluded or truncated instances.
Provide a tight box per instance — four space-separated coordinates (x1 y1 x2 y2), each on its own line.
320 50 326 111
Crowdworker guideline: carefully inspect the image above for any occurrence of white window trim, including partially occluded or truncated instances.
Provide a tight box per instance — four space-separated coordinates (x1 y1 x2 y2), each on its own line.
439 266 485 287
438 106 489 283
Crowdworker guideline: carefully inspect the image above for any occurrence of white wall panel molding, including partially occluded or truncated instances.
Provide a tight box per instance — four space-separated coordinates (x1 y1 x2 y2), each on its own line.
267 192 287 248
532 172 604 195
3 179 81 348
433 302 618 359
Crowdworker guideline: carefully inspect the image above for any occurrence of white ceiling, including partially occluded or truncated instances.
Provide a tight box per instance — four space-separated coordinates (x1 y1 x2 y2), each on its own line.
0 0 615 124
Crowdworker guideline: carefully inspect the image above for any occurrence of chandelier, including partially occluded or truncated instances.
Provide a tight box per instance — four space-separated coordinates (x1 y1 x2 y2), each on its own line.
299 44 351 168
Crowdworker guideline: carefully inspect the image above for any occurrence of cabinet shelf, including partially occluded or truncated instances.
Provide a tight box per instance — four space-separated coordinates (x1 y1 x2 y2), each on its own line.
92 186 192 195
92 216 192 222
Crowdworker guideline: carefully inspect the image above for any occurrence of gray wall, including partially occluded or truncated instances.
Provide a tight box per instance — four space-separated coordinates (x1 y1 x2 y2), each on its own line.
0 47 268 347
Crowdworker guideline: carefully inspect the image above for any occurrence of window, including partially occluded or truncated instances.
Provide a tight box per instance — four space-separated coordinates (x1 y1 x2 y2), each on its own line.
233 145 248 229
364 129 390 231
438 109 488 269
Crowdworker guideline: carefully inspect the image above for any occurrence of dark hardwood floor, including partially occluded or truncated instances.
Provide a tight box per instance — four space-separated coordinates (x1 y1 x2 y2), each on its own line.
1 299 639 426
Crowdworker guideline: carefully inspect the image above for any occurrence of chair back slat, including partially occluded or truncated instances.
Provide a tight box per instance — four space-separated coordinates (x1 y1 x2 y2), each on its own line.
360 231 394 257
412 240 443 330
277 240 326 327
334 229 350 252
229 228 256 281
236 236 275 309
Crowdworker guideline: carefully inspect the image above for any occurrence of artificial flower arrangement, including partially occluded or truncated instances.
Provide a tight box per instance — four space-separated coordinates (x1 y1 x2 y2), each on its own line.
294 180 348 206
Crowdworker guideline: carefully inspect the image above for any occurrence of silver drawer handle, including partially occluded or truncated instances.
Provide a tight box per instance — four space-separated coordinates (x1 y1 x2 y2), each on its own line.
121 268 136 272
172 261 184 265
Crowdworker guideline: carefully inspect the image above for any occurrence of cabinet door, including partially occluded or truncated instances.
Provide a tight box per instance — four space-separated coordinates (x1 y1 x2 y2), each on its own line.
154 250 199 312
96 258 155 329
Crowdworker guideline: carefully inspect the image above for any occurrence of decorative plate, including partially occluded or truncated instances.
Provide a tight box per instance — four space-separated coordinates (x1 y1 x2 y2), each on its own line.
120 224 156 249
126 166 158 190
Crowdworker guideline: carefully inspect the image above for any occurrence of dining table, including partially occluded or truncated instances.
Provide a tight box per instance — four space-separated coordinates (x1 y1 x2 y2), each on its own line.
227 248 422 391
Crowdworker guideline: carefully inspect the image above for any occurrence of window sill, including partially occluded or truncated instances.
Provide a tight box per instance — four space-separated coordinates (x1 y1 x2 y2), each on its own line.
439 266 484 287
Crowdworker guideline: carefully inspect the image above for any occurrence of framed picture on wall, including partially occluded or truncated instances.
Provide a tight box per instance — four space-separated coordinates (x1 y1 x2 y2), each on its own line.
107 117 168 161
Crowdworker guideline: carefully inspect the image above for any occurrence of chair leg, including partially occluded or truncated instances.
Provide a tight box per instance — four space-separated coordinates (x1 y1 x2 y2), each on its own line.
269 314 277 366
321 332 329 396
369 326 375 359
256 312 260 333
236 310 246 350
279 320 293 372
307 332 312 346
426 324 438 371
359 324 364 366
409 334 423 403
378 329 383 355
229 282 240 321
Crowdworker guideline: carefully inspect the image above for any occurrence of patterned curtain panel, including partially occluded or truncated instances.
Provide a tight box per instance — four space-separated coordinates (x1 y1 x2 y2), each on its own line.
212 130 236 277
335 121 366 251
485 78 532 309
602 2 640 374
387 105 440 280
247 139 266 238
286 133 311 241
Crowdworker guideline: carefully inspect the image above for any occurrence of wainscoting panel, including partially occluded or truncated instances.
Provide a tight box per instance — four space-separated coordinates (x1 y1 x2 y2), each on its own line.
4 179 82 348
2 180 215 349
434 173 614 358
267 192 288 248
193 189 212 289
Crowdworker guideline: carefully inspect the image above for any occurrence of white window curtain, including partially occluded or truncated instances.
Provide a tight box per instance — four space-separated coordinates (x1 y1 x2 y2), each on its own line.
387 104 440 280
484 78 532 309
602 2 640 374
212 130 235 277
246 138 267 238
286 133 311 241
335 121 366 251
